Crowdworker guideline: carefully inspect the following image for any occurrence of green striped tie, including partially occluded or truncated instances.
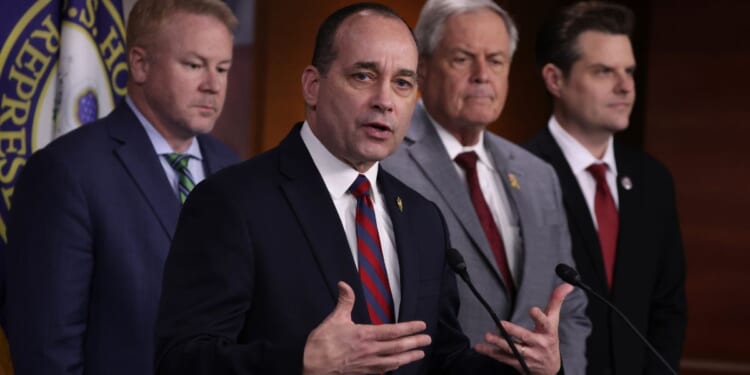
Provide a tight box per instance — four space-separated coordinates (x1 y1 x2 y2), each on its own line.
165 153 196 204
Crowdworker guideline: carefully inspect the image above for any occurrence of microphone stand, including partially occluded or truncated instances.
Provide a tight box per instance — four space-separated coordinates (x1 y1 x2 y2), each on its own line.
555 264 678 375
448 248 531 375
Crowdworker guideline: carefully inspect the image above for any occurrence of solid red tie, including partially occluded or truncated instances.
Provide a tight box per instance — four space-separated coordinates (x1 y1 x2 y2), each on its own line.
587 163 619 290
455 152 515 298
349 174 394 325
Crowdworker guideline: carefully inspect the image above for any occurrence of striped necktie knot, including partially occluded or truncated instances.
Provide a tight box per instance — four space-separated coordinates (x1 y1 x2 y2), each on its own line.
166 153 191 171
349 174 372 200
164 153 195 204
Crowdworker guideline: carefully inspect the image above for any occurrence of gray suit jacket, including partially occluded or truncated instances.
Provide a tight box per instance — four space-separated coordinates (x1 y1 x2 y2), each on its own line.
382 102 590 374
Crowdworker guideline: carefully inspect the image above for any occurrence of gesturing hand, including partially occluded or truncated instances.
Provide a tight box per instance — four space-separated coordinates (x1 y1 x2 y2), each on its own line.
302 281 432 375
475 283 574 375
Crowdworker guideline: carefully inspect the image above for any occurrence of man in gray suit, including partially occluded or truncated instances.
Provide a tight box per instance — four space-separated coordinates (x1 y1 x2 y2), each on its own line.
382 0 590 373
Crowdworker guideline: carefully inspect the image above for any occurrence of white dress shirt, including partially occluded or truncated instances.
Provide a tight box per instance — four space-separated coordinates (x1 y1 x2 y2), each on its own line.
300 122 402 319
126 96 206 199
430 113 522 285
548 116 619 229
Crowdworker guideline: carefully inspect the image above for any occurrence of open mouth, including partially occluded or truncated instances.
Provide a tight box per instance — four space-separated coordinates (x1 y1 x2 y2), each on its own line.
361 122 393 139
365 122 391 132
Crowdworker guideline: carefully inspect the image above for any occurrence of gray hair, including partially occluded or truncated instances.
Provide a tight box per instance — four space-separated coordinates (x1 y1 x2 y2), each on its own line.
415 0 519 58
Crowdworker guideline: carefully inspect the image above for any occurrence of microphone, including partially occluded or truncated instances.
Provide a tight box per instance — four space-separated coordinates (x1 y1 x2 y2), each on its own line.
446 248 531 375
555 264 678 375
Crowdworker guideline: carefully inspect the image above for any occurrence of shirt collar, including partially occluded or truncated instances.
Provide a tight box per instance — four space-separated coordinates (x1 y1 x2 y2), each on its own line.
300 121 380 201
125 96 203 160
426 105 494 171
548 115 616 174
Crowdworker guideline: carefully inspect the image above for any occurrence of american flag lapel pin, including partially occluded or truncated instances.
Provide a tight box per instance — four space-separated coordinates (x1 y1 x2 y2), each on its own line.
396 196 403 212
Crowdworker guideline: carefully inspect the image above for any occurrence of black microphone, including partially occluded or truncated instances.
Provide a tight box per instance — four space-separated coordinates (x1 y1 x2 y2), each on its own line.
446 248 531 375
555 264 678 375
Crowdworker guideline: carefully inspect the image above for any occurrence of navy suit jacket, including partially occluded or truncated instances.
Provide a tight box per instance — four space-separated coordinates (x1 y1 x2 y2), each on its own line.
526 127 687 375
155 125 516 374
5 103 239 375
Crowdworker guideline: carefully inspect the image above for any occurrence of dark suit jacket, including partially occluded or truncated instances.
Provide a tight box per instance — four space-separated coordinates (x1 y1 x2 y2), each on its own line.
5 103 238 375
155 125 515 375
526 127 687 375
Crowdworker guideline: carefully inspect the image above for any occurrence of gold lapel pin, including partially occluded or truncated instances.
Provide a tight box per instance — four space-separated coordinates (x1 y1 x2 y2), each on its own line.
508 173 520 190
396 196 403 212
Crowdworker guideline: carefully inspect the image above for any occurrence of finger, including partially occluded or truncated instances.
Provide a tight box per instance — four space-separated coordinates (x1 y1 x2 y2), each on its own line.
484 331 526 355
529 306 552 334
362 320 427 341
370 333 432 356
545 283 574 318
327 281 355 321
499 320 534 346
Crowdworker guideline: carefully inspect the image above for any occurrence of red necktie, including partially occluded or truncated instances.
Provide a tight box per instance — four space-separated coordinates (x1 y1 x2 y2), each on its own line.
349 174 394 324
455 152 515 298
587 163 619 289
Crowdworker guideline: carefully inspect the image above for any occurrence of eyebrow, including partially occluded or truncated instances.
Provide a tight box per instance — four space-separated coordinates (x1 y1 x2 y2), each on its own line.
352 61 417 78
588 62 637 70
185 52 232 65
450 48 508 58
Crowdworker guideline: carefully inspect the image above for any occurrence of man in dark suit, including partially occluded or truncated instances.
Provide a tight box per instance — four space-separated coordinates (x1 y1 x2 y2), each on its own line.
382 1 590 373
525 2 687 374
155 3 572 375
4 1 239 374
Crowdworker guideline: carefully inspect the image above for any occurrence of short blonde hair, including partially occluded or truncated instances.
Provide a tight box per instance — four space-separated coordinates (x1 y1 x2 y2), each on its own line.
127 0 238 52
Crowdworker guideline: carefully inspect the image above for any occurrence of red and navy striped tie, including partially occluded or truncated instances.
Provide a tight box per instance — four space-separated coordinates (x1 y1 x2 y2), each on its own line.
349 174 394 325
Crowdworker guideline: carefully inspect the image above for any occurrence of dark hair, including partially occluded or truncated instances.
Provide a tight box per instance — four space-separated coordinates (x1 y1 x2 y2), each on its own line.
311 2 414 75
535 1 634 75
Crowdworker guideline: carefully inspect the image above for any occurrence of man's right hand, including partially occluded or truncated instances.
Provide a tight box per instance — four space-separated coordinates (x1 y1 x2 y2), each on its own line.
302 281 431 375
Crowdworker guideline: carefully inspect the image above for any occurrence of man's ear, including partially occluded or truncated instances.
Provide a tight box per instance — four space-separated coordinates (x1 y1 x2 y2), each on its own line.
128 46 149 84
541 63 565 98
301 66 321 110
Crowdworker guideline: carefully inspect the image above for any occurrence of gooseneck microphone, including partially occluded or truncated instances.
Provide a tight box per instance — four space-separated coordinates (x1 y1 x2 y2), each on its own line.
555 264 678 375
446 248 531 375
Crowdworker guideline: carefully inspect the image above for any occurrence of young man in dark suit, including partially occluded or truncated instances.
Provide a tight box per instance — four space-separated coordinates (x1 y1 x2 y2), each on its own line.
5 1 239 374
155 3 573 374
525 2 687 374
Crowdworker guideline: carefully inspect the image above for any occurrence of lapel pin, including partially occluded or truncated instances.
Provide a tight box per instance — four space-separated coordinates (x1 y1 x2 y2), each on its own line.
620 176 633 191
508 173 521 190
396 196 403 212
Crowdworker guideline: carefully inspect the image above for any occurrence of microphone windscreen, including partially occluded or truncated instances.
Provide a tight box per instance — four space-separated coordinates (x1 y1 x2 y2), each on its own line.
555 264 580 285
446 248 467 273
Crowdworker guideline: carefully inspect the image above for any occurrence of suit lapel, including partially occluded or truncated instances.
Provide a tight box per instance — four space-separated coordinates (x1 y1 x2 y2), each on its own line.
197 135 228 175
108 104 181 238
377 170 419 323
612 144 639 294
405 108 505 285
277 126 370 324
483 137 527 297
533 128 610 290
